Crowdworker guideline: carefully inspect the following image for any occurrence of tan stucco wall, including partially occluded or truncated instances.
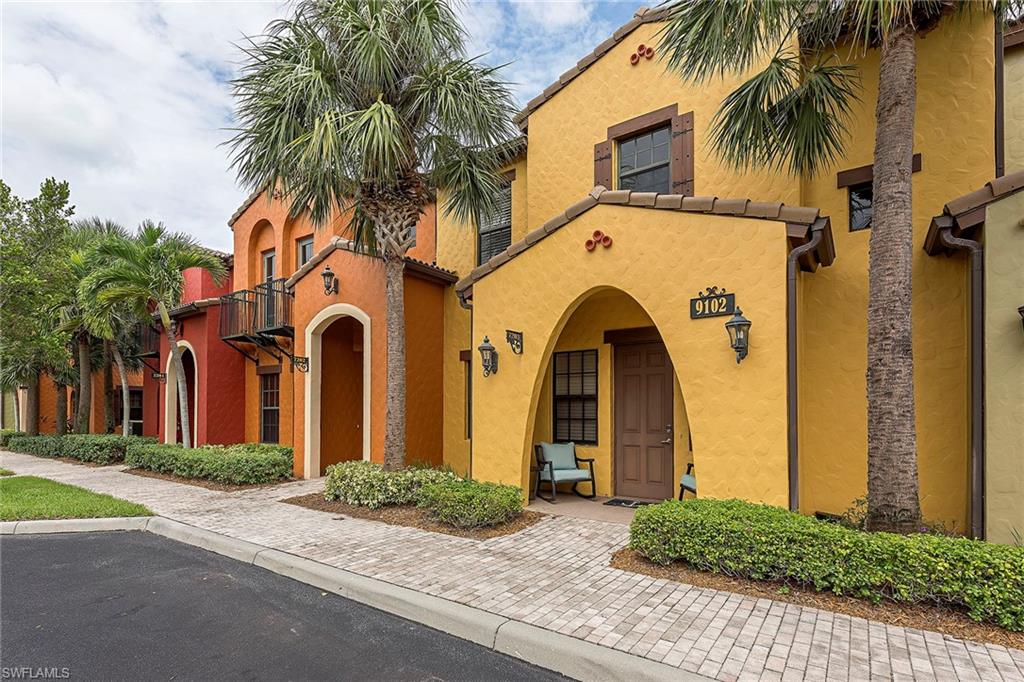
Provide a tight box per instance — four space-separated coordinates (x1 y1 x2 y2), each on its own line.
471 205 791 504
984 192 1024 544
797 17 995 530
1005 45 1024 169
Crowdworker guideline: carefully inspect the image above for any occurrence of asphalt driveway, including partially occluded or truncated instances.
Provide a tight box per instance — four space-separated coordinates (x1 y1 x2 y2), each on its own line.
1 531 566 681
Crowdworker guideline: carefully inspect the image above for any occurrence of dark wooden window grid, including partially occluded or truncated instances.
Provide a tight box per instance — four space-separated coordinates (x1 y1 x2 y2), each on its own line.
260 373 280 444
478 181 512 265
848 182 873 232
262 249 276 281
617 126 671 193
552 349 598 445
594 104 694 196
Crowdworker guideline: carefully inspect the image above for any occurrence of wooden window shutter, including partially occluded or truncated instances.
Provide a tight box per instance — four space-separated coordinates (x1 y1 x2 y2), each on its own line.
594 140 612 189
670 112 694 196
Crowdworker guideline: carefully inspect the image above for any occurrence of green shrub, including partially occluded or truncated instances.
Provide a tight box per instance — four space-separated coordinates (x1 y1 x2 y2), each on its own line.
0 429 23 447
323 461 461 508
6 434 153 465
416 480 523 528
125 442 293 485
629 498 1024 632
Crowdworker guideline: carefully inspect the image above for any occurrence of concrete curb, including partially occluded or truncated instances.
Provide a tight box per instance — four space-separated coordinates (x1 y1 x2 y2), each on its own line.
6 516 714 681
6 517 151 535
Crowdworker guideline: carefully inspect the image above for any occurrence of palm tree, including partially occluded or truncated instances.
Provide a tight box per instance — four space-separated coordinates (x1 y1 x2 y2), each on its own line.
658 0 1015 531
228 0 516 470
83 222 227 448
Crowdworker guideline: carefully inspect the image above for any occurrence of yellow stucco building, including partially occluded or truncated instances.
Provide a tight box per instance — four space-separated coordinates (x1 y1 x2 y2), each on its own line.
432 7 1023 542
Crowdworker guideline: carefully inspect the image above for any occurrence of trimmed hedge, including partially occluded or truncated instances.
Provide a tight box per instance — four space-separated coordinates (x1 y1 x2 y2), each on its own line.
416 480 523 528
629 499 1024 632
323 461 460 508
0 429 23 447
7 434 155 465
125 442 293 485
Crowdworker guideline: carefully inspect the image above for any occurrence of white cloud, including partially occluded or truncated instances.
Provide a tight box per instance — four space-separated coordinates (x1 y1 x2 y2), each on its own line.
1 0 636 251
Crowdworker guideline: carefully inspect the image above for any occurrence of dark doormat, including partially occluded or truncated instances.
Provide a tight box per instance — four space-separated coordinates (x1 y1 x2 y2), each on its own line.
603 498 653 508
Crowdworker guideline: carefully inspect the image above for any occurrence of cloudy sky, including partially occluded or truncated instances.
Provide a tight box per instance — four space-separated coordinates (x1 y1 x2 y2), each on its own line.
2 1 638 251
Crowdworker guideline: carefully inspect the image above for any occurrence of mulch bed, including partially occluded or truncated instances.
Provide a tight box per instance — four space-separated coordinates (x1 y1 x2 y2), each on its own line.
611 548 1024 650
283 492 545 540
124 468 294 492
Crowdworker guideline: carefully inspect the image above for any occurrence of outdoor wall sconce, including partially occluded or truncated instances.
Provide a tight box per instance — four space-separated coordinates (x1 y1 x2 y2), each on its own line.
506 330 524 355
321 266 339 296
478 336 498 376
1018 305 1024 334
724 308 752 364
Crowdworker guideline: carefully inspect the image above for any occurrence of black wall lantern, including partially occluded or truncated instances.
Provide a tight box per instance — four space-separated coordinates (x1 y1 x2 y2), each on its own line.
321 266 339 295
478 336 498 376
506 330 524 354
724 308 752 364
1018 305 1024 334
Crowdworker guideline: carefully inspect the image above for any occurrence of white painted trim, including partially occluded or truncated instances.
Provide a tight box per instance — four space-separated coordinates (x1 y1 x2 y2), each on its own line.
304 303 372 478
164 340 199 445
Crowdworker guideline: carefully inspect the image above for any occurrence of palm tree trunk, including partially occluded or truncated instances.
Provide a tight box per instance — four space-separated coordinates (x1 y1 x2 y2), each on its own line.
112 346 131 438
866 24 921 533
25 374 40 437
103 340 114 433
54 380 68 436
76 332 92 433
158 302 191 448
383 254 407 471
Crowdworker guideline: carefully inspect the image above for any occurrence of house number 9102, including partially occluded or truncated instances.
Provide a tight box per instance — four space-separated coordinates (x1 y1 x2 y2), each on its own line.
689 287 736 319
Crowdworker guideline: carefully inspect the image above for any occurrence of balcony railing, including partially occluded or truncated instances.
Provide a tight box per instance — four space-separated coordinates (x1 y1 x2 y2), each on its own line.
254 278 293 338
219 290 258 341
132 324 160 358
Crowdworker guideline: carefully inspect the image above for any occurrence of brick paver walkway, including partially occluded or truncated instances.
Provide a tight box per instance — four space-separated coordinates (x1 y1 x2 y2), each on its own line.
3 451 1022 682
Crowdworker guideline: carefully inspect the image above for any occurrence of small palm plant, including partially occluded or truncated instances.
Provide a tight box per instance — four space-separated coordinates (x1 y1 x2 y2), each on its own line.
657 0 1017 532
228 0 517 469
84 221 227 448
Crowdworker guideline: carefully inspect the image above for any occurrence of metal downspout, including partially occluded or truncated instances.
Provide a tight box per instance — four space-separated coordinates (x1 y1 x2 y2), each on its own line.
786 228 824 512
937 228 985 539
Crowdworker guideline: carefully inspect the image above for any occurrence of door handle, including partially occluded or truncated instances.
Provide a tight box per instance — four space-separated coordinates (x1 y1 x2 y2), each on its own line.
660 437 672 445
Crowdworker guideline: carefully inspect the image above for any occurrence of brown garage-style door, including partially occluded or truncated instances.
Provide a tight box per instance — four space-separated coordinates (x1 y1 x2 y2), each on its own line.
614 342 674 500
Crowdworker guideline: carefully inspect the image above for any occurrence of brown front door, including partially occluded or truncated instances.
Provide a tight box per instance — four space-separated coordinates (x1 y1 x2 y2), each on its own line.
614 342 674 499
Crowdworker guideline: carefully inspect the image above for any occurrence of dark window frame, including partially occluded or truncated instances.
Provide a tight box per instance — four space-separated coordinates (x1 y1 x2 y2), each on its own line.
260 373 280 444
848 182 873 232
552 349 598 445
617 125 671 193
594 104 694 196
261 249 276 282
477 180 512 265
296 236 314 268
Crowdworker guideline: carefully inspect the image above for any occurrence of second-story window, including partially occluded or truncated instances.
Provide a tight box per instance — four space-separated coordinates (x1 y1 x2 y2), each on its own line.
478 182 512 265
618 126 671 193
262 250 276 281
297 236 314 267
849 182 872 231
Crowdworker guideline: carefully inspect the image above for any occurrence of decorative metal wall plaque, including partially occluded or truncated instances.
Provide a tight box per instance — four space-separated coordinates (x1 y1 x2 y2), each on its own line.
690 286 736 319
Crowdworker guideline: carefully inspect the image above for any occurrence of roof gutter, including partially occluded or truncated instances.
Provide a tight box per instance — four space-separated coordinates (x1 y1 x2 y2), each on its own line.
935 219 985 539
785 220 827 512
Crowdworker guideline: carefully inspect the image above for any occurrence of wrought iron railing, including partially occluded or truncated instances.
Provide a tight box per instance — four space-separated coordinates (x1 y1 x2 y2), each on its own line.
219 290 258 340
254 278 293 337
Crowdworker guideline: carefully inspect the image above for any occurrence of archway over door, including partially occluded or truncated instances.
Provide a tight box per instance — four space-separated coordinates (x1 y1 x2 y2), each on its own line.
305 303 372 478
164 341 198 445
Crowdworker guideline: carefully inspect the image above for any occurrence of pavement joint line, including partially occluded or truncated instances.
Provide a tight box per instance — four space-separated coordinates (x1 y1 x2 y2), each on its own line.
4 515 712 682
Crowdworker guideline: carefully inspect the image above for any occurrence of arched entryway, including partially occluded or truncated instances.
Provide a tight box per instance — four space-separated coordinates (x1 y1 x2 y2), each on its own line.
164 341 198 445
525 287 693 500
304 303 371 477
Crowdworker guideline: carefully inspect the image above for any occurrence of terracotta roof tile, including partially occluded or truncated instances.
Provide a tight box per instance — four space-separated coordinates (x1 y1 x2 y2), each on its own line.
925 168 1024 256
513 7 667 129
455 186 832 298
227 188 266 227
283 237 457 289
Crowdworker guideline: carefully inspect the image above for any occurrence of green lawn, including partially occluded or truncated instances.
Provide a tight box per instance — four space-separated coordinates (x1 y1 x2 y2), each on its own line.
0 468 14 476
0 476 153 521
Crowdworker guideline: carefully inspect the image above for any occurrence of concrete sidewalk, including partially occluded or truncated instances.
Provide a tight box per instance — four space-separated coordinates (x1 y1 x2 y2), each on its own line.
3 451 1022 682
